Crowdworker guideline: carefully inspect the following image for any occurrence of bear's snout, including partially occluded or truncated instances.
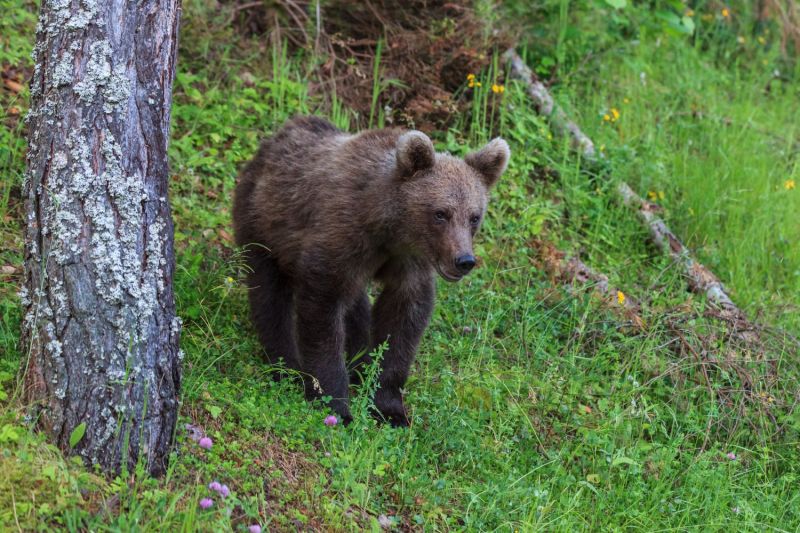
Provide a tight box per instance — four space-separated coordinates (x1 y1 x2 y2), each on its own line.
454 254 477 274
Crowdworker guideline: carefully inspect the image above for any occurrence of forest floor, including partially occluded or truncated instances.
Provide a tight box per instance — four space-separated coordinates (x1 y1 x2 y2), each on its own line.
1 0 799 530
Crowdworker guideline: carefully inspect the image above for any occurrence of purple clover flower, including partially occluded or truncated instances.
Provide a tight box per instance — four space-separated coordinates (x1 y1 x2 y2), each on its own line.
198 436 213 450
324 415 338 427
199 497 213 510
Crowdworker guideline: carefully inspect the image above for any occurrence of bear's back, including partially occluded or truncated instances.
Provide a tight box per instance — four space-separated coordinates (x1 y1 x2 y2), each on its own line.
233 117 400 272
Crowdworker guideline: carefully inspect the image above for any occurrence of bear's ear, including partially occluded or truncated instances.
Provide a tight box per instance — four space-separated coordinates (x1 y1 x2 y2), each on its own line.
396 131 436 178
465 138 511 188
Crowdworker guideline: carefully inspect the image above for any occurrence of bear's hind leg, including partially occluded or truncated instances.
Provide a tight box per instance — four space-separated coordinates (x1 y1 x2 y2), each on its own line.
294 284 352 423
345 291 372 385
245 247 301 372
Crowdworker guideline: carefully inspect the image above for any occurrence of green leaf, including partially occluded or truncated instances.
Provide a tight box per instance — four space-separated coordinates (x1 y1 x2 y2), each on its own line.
681 15 696 34
604 0 627 9
206 404 222 419
611 456 637 467
69 422 87 448
657 10 695 35
0 424 20 443
41 464 57 481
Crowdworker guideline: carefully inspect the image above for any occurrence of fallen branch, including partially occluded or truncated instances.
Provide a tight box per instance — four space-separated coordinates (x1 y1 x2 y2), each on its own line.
505 48 757 340
616 183 758 342
504 50 596 160
532 239 644 329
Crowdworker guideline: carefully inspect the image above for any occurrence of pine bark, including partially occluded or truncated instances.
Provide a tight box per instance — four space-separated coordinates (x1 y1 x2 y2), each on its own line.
21 0 182 475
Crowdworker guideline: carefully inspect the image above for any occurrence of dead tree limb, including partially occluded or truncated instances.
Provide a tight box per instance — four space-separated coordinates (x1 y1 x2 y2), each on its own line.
616 183 758 341
505 48 756 338
504 50 597 160
532 240 644 329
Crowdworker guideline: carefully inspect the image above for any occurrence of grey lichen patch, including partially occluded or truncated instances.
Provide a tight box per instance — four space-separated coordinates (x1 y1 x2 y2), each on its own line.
103 65 131 112
49 276 69 318
62 0 98 30
74 41 111 102
52 53 75 87
73 40 131 113
18 286 31 307
51 206 81 265
41 321 68 401
52 151 68 170
96 407 117 444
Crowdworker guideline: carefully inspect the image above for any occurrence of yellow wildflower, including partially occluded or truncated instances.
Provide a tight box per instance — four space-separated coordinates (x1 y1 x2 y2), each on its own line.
603 114 611 122
491 84 505 94
617 291 626 305
785 179 796 190
685 8 694 17
475 81 482 87
722 7 730 18
610 107 620 121
466 73 476 81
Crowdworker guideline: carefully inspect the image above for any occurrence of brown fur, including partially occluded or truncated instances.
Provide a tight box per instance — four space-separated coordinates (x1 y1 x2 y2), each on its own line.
233 116 510 425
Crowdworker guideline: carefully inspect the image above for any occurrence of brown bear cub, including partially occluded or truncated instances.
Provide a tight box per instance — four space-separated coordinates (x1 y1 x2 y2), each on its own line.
233 116 510 426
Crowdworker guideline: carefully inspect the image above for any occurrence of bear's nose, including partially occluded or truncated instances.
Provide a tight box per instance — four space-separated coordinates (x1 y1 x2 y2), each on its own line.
454 254 476 274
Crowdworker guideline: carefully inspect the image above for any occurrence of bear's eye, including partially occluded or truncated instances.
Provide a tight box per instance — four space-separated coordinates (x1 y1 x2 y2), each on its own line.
470 215 481 225
434 210 448 222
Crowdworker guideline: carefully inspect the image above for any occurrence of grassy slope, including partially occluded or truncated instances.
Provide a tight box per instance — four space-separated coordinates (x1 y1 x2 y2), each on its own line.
1 0 799 530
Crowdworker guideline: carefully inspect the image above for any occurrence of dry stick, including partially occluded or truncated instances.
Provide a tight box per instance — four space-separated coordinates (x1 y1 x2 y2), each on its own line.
616 183 758 343
505 48 758 341
533 240 644 329
504 50 596 159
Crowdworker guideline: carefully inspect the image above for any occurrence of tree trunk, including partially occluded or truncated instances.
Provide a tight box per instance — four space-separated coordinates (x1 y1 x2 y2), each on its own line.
21 0 182 475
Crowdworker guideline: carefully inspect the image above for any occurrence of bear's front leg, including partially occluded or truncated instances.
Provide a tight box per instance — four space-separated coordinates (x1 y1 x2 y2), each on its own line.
371 269 435 427
294 287 352 423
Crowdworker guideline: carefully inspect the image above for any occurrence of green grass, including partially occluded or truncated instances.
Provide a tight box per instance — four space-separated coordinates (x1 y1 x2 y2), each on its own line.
2 0 800 530
566 35 800 333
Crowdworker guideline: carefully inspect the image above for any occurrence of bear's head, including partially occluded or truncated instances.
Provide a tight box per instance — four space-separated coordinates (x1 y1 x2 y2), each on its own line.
395 131 510 282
